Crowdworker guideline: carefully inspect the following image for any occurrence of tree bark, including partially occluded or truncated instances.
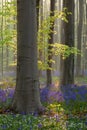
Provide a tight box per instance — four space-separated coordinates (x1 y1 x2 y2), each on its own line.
36 0 40 30
12 0 42 114
46 0 55 87
76 0 84 76
60 0 75 85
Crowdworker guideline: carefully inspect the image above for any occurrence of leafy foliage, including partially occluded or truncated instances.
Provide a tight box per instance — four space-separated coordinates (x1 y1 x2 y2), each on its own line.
0 0 17 67
0 3 80 71
38 9 80 70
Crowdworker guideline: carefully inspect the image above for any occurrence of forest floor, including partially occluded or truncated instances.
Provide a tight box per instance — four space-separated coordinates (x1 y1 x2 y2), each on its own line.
0 73 87 129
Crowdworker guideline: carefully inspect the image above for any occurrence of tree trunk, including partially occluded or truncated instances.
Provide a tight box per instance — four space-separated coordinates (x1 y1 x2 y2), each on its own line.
36 0 40 30
1 0 4 78
76 0 84 76
12 0 42 114
60 0 74 85
81 0 86 76
46 0 55 87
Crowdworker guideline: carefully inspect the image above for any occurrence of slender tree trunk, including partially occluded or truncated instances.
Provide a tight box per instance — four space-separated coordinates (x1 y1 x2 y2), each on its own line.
60 0 75 85
1 0 4 78
12 0 42 114
81 0 86 76
36 0 40 30
38 0 44 77
76 0 84 76
46 0 55 87
5 0 9 70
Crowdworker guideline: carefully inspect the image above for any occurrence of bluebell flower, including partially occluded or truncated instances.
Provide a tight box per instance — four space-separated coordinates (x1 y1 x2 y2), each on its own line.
40 87 49 102
55 115 60 122
18 127 22 130
20 111 26 115
85 121 87 126
33 111 38 117
1 125 7 129
7 88 14 99
38 123 42 128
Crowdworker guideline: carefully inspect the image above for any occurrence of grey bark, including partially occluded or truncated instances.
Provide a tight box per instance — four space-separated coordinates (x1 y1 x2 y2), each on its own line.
60 0 75 85
1 0 4 78
76 0 84 76
12 0 42 114
46 0 55 87
82 0 87 76
36 0 40 30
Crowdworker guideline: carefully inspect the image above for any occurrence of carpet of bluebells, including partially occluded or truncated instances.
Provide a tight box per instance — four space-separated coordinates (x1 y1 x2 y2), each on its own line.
0 84 87 129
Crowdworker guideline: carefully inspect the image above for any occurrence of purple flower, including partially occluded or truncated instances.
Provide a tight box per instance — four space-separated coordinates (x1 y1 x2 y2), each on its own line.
33 111 38 117
0 89 6 102
18 127 22 130
85 121 87 126
38 123 42 128
7 88 14 99
1 125 7 129
55 115 60 122
40 87 49 102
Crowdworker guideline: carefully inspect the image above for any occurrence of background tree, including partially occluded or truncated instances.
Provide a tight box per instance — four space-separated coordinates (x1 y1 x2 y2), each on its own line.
76 0 84 76
60 0 75 85
46 0 55 87
0 0 4 78
36 0 40 30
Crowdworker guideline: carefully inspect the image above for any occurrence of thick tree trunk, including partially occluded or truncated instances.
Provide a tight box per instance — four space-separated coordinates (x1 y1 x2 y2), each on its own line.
12 0 42 114
60 0 74 85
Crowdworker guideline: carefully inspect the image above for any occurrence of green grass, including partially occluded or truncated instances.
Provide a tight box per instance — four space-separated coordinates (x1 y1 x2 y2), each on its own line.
75 76 87 85
39 76 87 86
